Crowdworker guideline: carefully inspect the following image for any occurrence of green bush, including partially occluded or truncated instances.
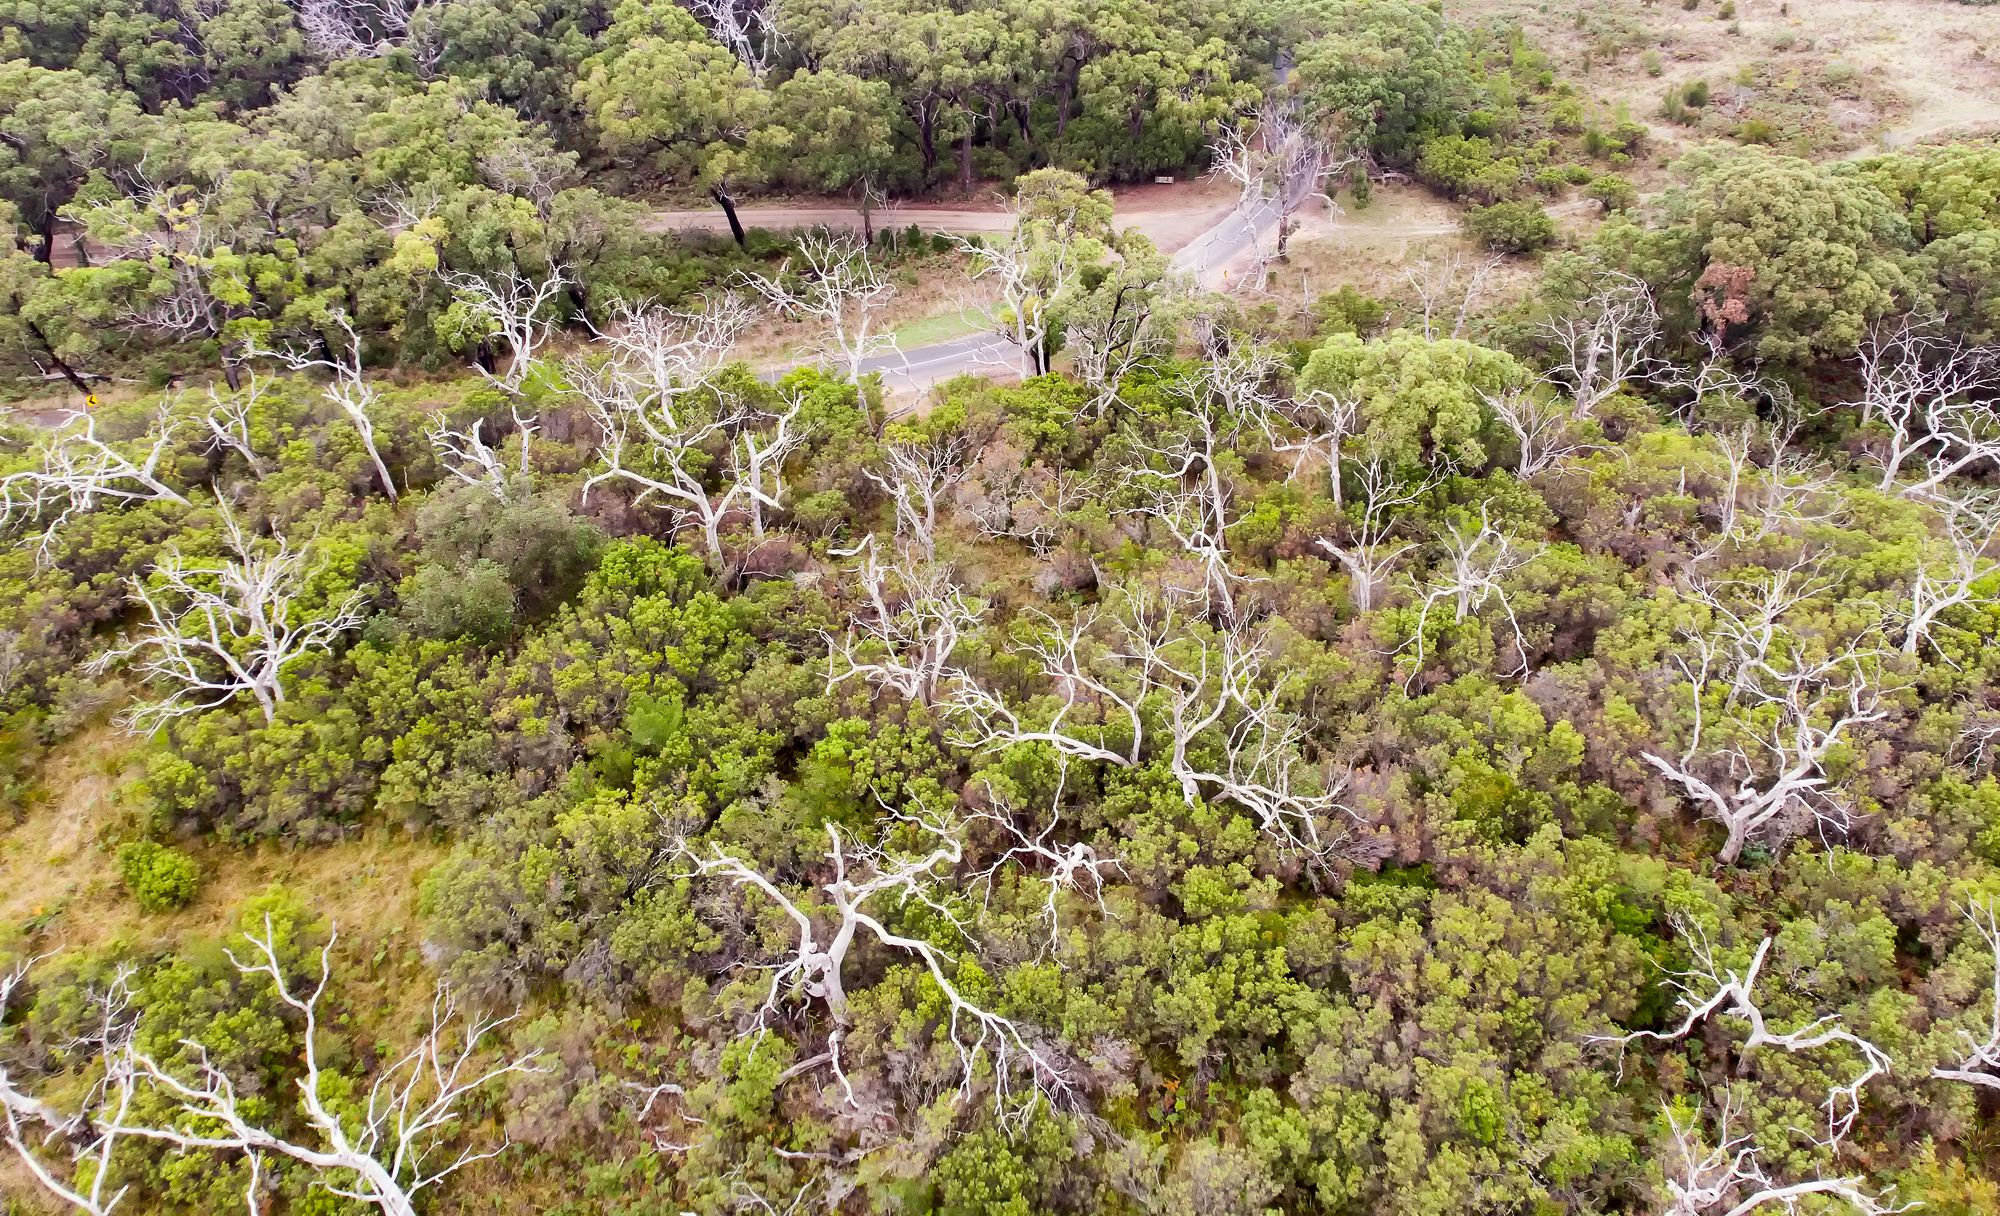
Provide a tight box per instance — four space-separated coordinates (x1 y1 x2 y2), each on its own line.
1717 0 1736 15
117 841 202 912
1463 200 1559 252
1683 78 1711 106
1641 50 1663 75
1585 173 1639 211
1737 118 1777 144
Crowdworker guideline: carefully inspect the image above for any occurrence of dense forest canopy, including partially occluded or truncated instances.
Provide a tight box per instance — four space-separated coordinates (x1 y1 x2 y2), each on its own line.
5 0 2000 1213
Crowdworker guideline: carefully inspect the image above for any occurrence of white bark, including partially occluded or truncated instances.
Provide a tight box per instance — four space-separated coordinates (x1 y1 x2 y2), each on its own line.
1402 501 1544 686
130 918 543 1216
1933 899 2000 1091
745 232 898 384
1540 273 1661 419
825 540 983 707
677 810 1074 1128
426 414 511 500
1847 313 2000 496
1891 490 2000 658
1639 566 1885 864
87 495 365 731
864 435 968 562
969 764 1124 963
440 265 571 394
250 313 398 502
1 403 191 562
202 378 271 479
1315 456 1432 614
1655 1088 1911 1216
1594 918 1890 1149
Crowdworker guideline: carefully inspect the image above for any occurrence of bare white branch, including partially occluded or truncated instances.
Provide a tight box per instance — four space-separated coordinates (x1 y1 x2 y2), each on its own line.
1 404 191 561
1655 1089 1911 1216
1933 899 2000 1092
1847 313 2000 497
87 495 365 731
250 313 398 502
745 232 898 384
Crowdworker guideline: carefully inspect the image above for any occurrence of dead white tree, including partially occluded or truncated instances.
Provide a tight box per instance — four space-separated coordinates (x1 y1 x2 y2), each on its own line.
733 389 811 540
297 0 434 59
251 312 398 502
677 810 1074 1128
825 540 984 707
1122 352 1280 621
1933 899 2000 1091
1260 384 1357 506
0 961 151 1216
87 496 366 731
440 265 571 394
864 434 969 562
1640 568 1886 864
0 404 190 560
572 297 768 572
1061 246 1184 416
202 378 272 479
1484 386 1588 479
954 197 1102 378
947 606 1147 768
1403 502 1544 686
132 917 543 1216
1118 591 1353 856
1847 314 2000 496
1540 273 1662 420
684 0 782 77
969 766 1124 962
1655 1089 1910 1216
1206 103 1355 270
1596 917 1892 1150
746 232 899 384
1315 456 1433 613
1891 492 2000 658
426 414 511 500
1688 431 1844 568
1405 251 1501 340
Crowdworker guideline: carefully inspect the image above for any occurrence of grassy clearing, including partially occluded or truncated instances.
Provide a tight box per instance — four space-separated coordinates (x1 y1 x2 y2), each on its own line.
890 308 984 349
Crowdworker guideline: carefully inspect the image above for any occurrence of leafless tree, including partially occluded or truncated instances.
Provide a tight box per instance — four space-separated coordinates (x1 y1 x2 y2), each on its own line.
947 606 1146 767
1121 351 1280 622
1206 103 1356 268
440 265 571 395
676 809 1074 1129
1116 590 1353 857
1061 254 1184 417
864 434 969 562
132 917 543 1216
1403 502 1545 686
1640 568 1885 864
1483 386 1588 479
969 766 1124 963
298 0 434 59
572 297 776 572
1847 313 2000 496
426 414 511 500
745 232 899 384
954 204 1099 379
1654 1088 1910 1216
1540 273 1661 420
825 540 983 707
1 404 190 561
1405 251 1502 340
1891 491 2000 658
1315 456 1432 613
983 466 1094 556
0 961 151 1216
1933 899 2000 1092
733 389 811 540
203 378 271 479
87 496 366 731
251 312 398 502
1688 431 1844 568
1259 384 1356 506
683 0 782 77
1595 917 1891 1150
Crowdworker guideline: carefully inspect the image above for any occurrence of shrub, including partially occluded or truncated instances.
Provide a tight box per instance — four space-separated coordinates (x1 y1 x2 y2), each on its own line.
1717 0 1736 15
1313 285 1389 336
1737 118 1776 144
1463 200 1558 253
117 841 202 912
1641 50 1663 74
1683 78 1711 107
1585 174 1638 211
1550 97 1585 133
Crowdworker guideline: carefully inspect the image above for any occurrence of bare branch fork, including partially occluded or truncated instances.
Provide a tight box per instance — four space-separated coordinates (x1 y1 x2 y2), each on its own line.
1891 490 2000 658
441 264 572 395
864 433 969 562
1655 1088 1911 1216
1846 311 2000 497
131 917 544 1216
87 494 366 731
0 403 190 562
676 811 1075 1130
1400 501 1545 689
249 312 399 502
1315 455 1434 613
202 376 272 479
745 231 900 384
1638 566 1885 864
1591 917 1890 1151
824 539 984 707
967 764 1126 962
0 959 148 1216
1933 898 2000 1091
